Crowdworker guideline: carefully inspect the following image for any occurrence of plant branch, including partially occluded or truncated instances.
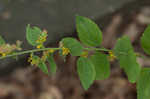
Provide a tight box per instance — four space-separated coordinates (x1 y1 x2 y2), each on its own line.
0 47 111 60
0 46 147 60
0 48 61 59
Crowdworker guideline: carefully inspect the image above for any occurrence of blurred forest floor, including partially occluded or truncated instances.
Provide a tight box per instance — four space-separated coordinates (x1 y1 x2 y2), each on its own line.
1 2 150 99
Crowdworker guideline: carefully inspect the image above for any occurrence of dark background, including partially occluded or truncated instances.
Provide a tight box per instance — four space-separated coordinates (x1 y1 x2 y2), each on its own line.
0 0 150 99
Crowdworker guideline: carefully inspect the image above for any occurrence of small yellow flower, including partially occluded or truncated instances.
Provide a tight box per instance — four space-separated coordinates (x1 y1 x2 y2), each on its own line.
36 45 42 49
28 54 39 65
2 53 6 57
108 51 116 61
36 30 47 43
36 29 48 49
81 51 88 58
36 38 46 44
28 54 33 62
62 47 70 55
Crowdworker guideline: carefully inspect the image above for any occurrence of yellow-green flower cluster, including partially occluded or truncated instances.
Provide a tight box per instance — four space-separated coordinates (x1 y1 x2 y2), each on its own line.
36 30 48 49
81 51 88 58
59 42 70 56
62 47 70 55
28 49 55 65
28 54 40 65
108 51 116 61
0 41 22 57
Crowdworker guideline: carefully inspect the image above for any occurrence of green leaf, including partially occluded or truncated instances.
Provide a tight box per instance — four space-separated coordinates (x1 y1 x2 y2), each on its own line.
137 68 150 99
90 52 110 80
38 60 48 74
0 35 5 45
141 25 150 55
26 24 42 46
47 54 57 74
76 15 102 47
61 37 83 56
77 57 96 90
114 36 141 83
